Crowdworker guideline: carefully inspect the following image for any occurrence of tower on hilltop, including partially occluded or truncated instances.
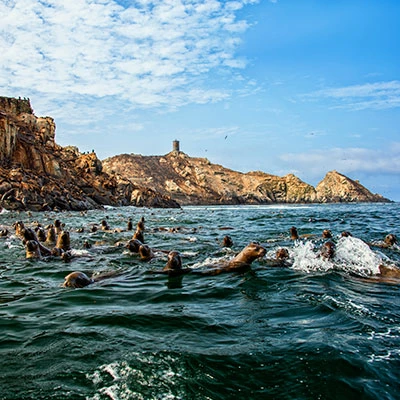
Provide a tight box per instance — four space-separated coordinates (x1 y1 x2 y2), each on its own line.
172 139 180 152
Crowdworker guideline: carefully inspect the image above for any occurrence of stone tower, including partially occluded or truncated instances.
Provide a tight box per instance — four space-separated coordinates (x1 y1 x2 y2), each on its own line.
172 140 180 152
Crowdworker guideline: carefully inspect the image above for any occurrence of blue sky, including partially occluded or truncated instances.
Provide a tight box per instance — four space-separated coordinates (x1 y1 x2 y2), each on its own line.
1 0 399 200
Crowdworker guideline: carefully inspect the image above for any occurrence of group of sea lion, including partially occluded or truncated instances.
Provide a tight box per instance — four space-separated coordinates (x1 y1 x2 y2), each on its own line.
10 216 400 288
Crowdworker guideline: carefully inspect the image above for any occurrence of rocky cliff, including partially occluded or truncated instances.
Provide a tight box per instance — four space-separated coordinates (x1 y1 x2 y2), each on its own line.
102 151 390 205
0 97 179 211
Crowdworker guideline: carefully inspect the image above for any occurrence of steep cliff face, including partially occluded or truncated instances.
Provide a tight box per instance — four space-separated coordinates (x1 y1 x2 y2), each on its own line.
0 97 179 211
315 170 388 203
103 152 390 205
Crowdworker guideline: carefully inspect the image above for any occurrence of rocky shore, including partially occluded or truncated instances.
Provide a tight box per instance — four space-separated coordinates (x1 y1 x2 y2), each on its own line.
0 96 391 211
0 97 179 211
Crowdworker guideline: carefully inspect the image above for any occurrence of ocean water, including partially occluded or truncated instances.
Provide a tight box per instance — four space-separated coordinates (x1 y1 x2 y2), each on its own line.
0 203 399 400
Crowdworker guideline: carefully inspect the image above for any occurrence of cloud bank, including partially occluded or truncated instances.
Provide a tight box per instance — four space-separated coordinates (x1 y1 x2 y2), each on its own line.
305 81 400 111
280 144 400 177
0 0 258 109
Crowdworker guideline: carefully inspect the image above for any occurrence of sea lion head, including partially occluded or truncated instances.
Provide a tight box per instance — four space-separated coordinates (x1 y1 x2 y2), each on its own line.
163 251 182 271
222 235 233 248
56 231 71 251
63 271 93 288
25 240 41 259
45 225 57 243
276 247 289 260
290 226 299 240
138 244 153 261
384 234 397 247
234 242 267 264
341 231 352 237
320 241 335 260
21 227 37 243
126 239 142 253
127 218 133 231
322 229 332 239
36 227 46 242
101 220 110 230
133 229 144 243
14 221 25 238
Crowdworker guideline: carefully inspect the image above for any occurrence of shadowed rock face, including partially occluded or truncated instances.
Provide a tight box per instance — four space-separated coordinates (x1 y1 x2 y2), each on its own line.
102 152 390 205
0 97 179 211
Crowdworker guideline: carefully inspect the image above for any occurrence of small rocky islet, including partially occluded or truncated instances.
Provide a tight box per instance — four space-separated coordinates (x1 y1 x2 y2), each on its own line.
0 96 390 212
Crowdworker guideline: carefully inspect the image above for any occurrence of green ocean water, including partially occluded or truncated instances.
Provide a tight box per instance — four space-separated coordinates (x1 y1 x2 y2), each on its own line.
0 203 399 399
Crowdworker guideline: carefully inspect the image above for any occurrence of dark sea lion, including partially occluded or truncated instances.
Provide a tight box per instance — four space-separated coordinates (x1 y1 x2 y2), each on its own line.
133 228 144 243
83 240 92 249
20 227 52 256
14 221 26 239
54 219 63 234
126 239 143 253
320 241 336 260
384 234 397 247
221 235 233 248
322 229 332 239
101 220 110 231
90 225 98 232
290 226 299 240
0 228 8 237
63 271 94 288
55 231 71 251
45 225 57 245
341 231 352 237
36 227 46 242
127 218 133 231
25 240 42 259
276 247 289 260
138 244 155 261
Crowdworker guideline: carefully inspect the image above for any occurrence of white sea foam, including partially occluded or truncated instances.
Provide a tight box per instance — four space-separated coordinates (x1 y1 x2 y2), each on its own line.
290 236 383 276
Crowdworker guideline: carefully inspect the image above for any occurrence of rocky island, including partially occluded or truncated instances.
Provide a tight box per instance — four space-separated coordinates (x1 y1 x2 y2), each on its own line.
103 142 390 205
0 96 390 211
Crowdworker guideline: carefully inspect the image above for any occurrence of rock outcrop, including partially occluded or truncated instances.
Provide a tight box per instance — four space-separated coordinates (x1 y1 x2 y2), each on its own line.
315 170 388 203
0 97 179 211
103 151 391 205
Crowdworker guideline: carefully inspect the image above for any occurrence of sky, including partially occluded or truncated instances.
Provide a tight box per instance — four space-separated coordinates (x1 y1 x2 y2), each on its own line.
1 0 399 200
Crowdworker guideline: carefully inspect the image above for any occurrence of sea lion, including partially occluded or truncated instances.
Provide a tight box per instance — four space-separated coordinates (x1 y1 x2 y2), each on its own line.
378 265 400 279
127 218 133 231
36 227 46 242
221 235 233 248
290 226 299 240
322 229 332 239
341 231 352 237
20 227 52 256
14 221 26 239
320 241 336 260
384 234 397 247
138 244 155 261
133 228 144 243
25 240 42 259
197 242 266 275
276 247 289 260
54 219 63 234
101 219 110 231
62 271 94 288
0 228 8 237
55 231 71 251
126 239 143 253
45 225 57 245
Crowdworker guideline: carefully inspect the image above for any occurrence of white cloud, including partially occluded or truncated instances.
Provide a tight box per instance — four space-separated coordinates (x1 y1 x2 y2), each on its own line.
0 0 258 112
279 144 400 177
305 81 400 110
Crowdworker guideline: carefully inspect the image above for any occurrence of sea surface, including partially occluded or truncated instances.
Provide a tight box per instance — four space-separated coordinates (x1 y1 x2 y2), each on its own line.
0 203 399 400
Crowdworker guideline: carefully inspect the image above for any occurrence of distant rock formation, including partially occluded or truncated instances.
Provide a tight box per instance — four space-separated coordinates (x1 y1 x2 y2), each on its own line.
103 150 390 205
0 96 179 211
